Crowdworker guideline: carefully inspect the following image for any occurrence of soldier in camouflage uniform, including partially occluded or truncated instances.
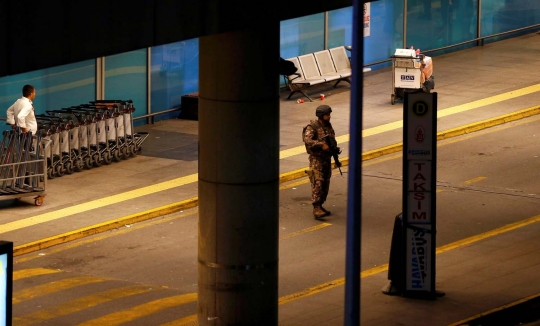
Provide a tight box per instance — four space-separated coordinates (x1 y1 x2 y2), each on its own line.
303 105 339 220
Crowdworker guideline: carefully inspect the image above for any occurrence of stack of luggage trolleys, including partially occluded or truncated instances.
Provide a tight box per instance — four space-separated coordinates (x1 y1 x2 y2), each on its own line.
0 128 51 206
34 99 149 179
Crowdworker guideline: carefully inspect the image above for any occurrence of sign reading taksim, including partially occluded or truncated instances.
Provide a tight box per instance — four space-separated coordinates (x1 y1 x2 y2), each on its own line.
402 91 437 298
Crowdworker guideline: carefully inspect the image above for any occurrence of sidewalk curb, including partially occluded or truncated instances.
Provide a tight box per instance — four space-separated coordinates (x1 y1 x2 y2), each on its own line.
14 104 540 257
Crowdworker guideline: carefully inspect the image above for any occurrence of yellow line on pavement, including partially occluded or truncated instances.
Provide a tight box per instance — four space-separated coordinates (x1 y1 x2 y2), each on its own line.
12 199 198 257
148 213 540 325
13 276 107 304
282 213 540 305
437 83 540 118
13 285 156 326
78 293 198 326
462 176 487 185
14 210 199 261
279 223 332 240
5 95 540 242
279 84 540 159
447 292 540 326
13 268 60 281
161 315 198 326
0 174 198 234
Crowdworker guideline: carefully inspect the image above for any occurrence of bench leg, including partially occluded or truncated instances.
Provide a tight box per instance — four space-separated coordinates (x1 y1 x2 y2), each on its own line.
287 89 313 102
299 90 313 102
287 90 298 100
333 77 351 88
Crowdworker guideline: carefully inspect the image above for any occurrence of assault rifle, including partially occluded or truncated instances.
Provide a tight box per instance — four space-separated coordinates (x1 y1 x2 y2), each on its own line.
322 135 342 175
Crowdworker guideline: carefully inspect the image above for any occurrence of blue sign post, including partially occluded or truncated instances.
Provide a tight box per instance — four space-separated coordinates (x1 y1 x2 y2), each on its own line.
0 241 13 326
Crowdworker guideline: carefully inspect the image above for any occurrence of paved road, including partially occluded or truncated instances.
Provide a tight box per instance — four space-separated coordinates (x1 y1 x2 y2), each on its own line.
10 114 540 325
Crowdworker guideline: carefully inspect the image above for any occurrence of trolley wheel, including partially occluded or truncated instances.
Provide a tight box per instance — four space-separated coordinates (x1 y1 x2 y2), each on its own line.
64 161 75 175
84 156 93 169
47 167 55 179
113 149 122 162
391 94 395 105
121 146 129 159
34 196 44 206
93 154 102 167
74 158 84 172
127 144 136 157
102 152 112 165
55 164 65 177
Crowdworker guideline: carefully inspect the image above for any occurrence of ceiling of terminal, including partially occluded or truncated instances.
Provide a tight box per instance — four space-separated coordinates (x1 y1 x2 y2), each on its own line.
0 0 380 77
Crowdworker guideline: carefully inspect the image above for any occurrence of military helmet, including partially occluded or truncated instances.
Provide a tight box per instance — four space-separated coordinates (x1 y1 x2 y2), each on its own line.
315 105 332 118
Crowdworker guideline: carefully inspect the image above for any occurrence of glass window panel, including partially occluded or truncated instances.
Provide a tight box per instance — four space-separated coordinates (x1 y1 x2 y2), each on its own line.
482 0 540 42
280 13 325 59
104 49 147 126
150 38 199 122
406 0 478 53
0 60 95 133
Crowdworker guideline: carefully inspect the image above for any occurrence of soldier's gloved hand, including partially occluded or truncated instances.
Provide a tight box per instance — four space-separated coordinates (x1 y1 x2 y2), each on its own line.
322 143 330 152
335 147 342 154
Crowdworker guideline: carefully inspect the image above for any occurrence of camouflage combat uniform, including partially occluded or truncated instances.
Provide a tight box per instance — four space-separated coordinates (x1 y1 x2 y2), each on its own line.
303 119 337 209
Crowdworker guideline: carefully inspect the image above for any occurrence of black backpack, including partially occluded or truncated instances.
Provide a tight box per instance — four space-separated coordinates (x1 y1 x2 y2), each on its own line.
279 57 298 76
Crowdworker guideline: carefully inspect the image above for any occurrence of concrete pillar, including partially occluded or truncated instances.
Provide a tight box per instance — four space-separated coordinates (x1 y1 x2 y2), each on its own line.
198 23 280 325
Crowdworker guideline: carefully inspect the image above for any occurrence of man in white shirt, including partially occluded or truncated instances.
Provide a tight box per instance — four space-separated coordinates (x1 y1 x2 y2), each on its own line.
6 84 38 134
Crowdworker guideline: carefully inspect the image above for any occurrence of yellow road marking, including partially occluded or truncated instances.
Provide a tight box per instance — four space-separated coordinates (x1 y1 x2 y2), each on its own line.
280 84 540 159
447 292 540 326
0 174 198 234
14 210 199 263
276 213 540 306
161 315 198 326
13 268 60 281
437 213 540 254
171 213 540 325
77 293 198 326
13 276 107 304
462 176 487 185
5 93 540 240
437 84 540 118
13 285 155 326
279 223 332 240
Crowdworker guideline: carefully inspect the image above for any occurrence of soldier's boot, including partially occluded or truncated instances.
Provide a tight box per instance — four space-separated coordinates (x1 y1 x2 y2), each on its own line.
313 205 327 220
320 205 331 216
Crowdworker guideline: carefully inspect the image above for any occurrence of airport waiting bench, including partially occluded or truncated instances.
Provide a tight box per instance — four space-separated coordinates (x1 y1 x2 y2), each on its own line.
283 46 371 102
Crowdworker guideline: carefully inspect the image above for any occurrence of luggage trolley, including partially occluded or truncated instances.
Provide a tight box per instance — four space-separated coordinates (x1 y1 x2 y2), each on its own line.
90 100 149 155
0 129 51 206
390 48 435 105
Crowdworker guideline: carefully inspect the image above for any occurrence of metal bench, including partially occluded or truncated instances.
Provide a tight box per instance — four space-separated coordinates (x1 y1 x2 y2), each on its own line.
283 46 365 102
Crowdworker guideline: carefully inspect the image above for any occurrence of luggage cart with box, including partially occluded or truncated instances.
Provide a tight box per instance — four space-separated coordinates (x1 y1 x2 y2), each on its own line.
390 48 434 105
